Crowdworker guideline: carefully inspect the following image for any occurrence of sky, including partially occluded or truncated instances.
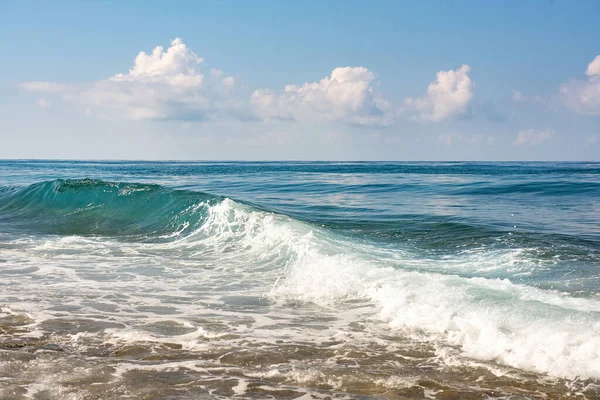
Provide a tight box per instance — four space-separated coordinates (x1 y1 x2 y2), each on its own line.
1 0 599 161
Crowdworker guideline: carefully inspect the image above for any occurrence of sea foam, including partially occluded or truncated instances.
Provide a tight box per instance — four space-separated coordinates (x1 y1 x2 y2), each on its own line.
190 201 600 380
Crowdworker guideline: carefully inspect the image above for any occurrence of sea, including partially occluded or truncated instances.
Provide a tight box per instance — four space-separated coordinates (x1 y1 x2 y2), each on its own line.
0 160 599 399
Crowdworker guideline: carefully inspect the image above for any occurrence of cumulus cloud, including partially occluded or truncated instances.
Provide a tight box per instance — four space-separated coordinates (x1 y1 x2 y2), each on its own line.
251 67 391 125
560 55 600 115
111 38 204 87
20 38 239 121
514 129 555 146
585 55 600 77
405 64 473 122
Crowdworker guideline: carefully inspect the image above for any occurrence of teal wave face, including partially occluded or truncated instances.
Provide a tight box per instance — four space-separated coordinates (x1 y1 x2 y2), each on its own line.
0 179 221 237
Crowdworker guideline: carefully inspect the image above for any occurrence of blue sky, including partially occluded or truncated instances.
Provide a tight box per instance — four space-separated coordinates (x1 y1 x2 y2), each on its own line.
1 0 599 160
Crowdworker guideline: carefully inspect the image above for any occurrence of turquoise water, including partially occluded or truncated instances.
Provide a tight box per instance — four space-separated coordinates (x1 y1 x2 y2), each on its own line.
0 161 599 399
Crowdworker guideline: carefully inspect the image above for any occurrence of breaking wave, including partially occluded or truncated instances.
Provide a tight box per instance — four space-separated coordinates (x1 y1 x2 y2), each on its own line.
1 179 599 380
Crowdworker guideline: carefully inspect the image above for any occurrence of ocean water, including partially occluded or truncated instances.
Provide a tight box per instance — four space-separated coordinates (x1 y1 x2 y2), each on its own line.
0 160 599 399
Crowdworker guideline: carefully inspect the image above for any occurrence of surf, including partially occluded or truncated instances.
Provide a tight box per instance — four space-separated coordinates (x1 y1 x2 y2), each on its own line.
1 178 599 381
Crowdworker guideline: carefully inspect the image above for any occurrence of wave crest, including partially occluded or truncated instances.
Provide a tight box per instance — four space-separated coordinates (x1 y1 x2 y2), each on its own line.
0 179 220 237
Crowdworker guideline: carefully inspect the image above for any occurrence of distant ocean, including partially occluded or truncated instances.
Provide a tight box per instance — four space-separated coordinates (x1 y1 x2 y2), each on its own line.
1 160 599 399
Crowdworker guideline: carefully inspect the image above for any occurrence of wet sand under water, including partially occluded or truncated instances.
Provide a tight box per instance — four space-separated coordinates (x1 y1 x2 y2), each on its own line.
1 313 598 400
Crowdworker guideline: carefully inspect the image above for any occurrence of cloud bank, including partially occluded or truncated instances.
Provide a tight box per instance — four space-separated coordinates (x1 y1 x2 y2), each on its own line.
20 38 488 131
21 38 239 121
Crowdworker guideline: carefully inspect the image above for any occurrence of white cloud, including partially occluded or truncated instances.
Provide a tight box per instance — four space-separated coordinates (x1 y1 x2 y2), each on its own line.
251 66 390 125
514 129 555 146
222 76 235 88
20 38 240 121
36 98 50 110
560 55 600 115
438 133 495 146
111 38 203 88
20 40 479 130
512 90 523 101
20 82 66 92
405 64 473 122
585 55 600 77
512 89 546 105
211 68 235 90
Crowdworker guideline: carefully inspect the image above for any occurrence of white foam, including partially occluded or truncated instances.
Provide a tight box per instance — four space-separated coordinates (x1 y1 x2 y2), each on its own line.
272 252 600 379
169 200 600 379
231 378 249 395
227 199 600 380
2 198 599 382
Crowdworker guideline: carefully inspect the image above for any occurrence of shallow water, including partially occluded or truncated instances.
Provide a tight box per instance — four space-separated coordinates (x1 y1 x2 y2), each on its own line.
0 160 599 399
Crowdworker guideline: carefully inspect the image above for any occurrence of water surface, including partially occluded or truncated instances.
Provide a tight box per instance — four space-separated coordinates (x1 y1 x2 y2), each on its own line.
0 160 599 399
